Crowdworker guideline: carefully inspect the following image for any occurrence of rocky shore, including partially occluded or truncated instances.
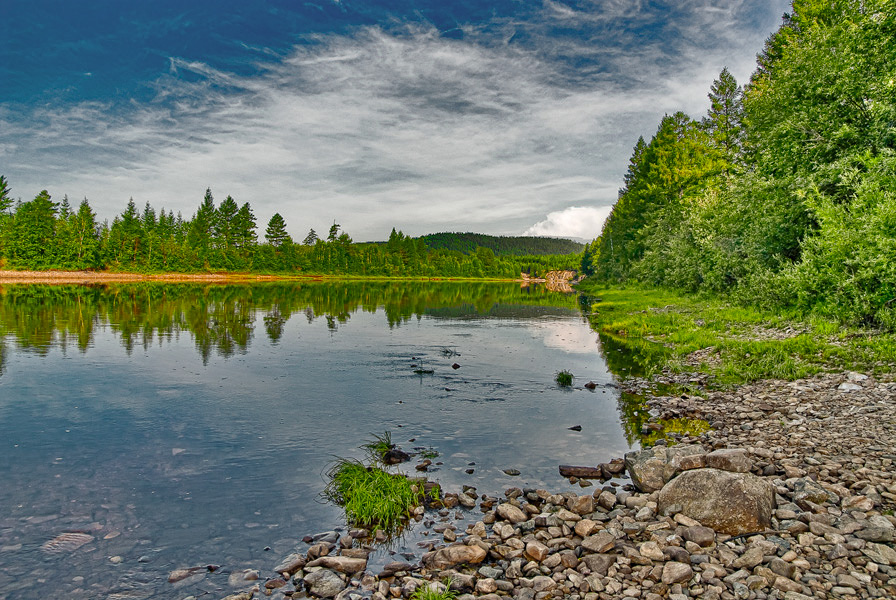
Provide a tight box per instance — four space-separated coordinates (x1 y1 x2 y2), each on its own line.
195 370 896 600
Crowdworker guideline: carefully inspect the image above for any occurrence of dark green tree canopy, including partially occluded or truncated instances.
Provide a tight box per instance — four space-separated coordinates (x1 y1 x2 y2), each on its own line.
265 213 291 248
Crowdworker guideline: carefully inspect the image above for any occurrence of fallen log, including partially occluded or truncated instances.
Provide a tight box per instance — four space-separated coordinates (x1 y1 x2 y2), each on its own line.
559 465 603 478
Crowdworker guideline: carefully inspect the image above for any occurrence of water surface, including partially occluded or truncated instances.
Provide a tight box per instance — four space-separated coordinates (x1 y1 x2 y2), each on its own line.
0 281 635 599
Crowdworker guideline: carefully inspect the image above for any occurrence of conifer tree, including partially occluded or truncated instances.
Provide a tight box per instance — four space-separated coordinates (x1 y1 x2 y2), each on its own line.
265 213 291 248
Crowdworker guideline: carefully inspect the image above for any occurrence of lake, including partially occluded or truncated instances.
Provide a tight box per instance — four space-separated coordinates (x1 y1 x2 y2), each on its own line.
0 281 643 599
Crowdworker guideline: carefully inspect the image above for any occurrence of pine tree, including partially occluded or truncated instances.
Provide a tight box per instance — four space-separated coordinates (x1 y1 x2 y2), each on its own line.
11 190 58 267
188 188 217 256
233 202 257 251
703 67 744 164
265 213 291 248
216 195 239 249
0 176 11 214
303 228 318 245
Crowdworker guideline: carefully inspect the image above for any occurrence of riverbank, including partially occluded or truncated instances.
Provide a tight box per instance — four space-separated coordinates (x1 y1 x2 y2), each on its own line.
0 270 526 285
197 367 895 600
575 284 896 385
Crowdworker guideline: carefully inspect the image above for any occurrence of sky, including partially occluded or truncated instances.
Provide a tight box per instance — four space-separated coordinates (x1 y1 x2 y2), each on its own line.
0 0 791 242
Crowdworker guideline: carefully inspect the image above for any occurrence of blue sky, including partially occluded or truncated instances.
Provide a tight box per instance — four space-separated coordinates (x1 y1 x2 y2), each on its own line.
1 1 790 241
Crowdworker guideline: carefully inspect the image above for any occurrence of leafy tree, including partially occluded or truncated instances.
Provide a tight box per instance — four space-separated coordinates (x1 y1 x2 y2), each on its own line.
265 213 291 248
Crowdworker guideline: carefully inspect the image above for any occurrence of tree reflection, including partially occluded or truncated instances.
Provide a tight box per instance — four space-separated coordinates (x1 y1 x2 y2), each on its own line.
0 281 579 374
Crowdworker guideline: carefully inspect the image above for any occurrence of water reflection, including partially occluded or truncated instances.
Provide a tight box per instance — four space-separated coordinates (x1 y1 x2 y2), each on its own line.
0 281 579 369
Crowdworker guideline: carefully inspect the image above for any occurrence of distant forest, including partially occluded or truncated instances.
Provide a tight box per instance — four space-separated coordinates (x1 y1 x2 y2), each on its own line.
420 232 583 256
582 2 896 328
0 183 578 278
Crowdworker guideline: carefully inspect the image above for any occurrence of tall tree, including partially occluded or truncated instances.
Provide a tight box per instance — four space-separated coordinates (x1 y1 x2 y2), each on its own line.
703 67 744 164
216 195 239 249
11 190 58 267
233 202 257 251
0 176 11 214
265 213 291 248
327 221 340 242
303 228 319 246
188 188 217 256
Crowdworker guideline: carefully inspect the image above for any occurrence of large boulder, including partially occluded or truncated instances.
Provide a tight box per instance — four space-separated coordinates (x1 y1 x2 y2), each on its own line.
624 444 705 492
657 468 775 535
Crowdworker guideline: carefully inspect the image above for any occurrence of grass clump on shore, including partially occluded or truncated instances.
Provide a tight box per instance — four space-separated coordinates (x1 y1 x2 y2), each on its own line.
555 370 574 387
323 458 429 533
577 283 896 385
410 582 457 600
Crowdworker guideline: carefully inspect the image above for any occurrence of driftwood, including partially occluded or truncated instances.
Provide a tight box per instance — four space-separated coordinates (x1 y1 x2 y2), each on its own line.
558 465 603 478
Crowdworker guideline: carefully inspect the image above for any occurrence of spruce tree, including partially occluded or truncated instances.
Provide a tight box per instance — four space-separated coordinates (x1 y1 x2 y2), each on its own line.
265 213 291 248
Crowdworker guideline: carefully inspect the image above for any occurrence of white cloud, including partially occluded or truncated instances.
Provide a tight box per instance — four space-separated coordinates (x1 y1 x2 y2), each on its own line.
1 2 790 241
524 206 612 240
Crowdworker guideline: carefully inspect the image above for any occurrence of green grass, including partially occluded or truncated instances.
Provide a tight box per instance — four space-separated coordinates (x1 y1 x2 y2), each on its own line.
410 581 457 600
577 282 896 385
361 431 393 463
323 458 427 533
555 370 574 386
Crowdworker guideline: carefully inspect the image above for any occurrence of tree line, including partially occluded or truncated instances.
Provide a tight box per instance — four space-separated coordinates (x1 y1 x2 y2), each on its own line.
583 1 896 328
0 182 578 278
420 232 584 256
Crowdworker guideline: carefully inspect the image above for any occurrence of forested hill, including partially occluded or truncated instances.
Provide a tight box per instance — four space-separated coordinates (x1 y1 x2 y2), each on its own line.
582 1 896 328
420 232 584 256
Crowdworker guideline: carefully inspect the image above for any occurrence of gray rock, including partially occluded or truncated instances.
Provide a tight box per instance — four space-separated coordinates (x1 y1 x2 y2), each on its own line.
581 553 615 576
423 544 487 569
581 531 616 554
705 449 751 473
496 503 528 524
661 562 693 585
304 556 367 574
656 468 775 535
304 569 346 598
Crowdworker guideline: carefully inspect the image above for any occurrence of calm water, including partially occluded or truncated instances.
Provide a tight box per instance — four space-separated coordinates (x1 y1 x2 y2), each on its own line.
0 281 638 599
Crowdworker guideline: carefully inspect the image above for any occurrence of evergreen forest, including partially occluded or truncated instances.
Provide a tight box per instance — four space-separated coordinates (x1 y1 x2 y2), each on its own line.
420 233 583 256
0 183 578 279
581 1 896 328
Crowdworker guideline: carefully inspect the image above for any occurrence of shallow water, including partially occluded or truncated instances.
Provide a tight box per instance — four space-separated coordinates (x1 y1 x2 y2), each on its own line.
0 281 635 599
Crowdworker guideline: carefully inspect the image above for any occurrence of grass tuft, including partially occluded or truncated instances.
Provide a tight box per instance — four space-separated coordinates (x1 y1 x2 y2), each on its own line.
555 370 574 387
361 431 394 463
323 458 427 533
410 581 457 600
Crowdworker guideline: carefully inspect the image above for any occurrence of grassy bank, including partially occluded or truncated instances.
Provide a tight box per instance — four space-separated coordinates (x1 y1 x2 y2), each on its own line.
577 281 896 386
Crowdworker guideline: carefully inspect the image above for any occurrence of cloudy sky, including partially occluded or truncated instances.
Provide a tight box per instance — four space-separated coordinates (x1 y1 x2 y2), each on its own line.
1 1 790 242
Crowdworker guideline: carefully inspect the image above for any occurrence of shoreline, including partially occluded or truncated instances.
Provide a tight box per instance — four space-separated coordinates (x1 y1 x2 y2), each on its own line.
229 368 896 600
0 270 525 285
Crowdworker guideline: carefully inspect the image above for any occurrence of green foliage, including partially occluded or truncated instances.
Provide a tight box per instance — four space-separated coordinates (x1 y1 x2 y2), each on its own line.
410 582 457 600
587 3 896 328
555 370 574 386
361 431 394 463
577 282 896 384
323 458 427 533
265 213 291 248
420 232 584 256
